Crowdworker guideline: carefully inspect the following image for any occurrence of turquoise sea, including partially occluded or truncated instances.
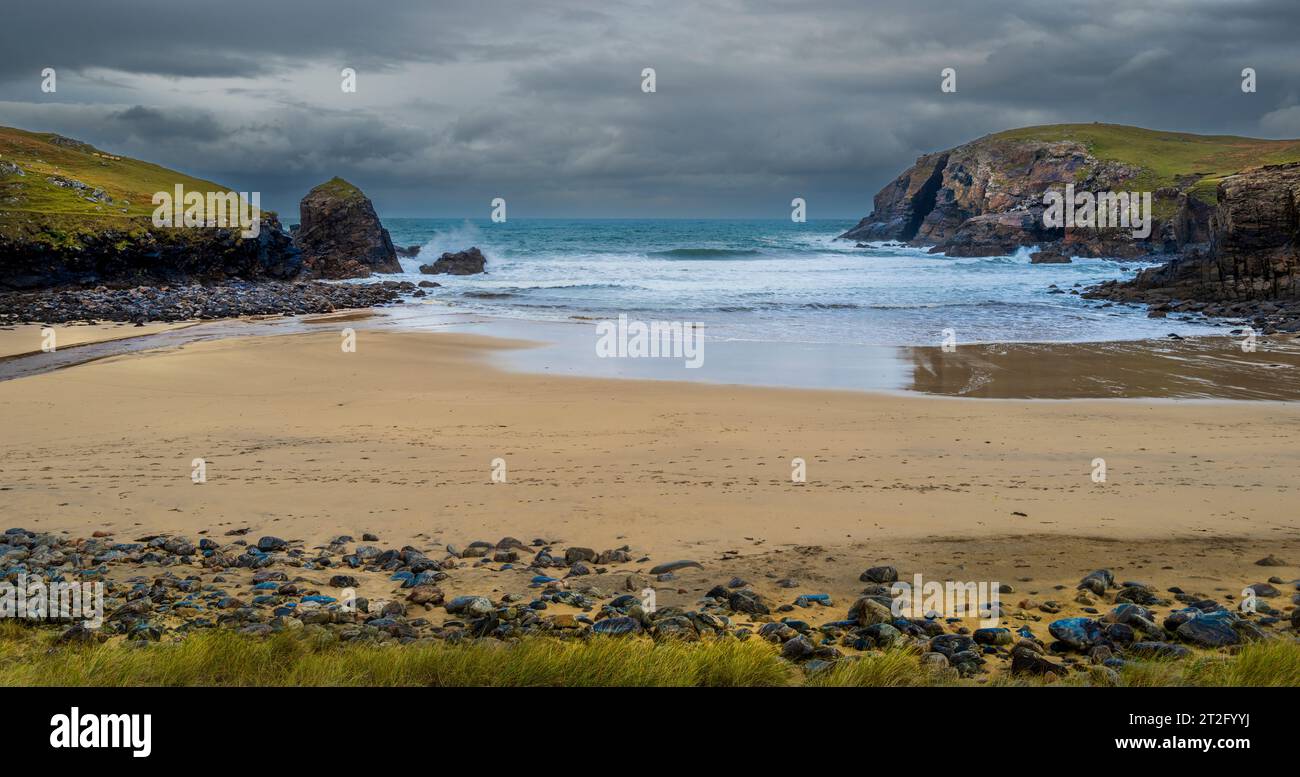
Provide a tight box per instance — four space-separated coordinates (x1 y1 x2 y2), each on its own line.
375 218 1220 346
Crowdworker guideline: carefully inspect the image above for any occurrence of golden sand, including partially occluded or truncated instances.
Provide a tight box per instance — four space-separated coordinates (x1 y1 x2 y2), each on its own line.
0 326 1295 621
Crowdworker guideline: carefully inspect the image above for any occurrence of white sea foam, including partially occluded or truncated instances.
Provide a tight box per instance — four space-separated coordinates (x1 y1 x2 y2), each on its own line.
377 218 1225 346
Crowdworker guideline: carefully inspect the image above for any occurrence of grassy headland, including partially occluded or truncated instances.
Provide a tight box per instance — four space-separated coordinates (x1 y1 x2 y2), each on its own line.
0 125 230 219
991 123 1300 205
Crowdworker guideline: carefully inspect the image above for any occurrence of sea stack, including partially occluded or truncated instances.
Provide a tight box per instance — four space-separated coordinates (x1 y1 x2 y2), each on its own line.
294 177 401 279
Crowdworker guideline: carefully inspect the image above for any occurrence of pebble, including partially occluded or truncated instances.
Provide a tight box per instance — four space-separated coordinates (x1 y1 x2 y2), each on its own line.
648 560 703 575
4 524 1290 683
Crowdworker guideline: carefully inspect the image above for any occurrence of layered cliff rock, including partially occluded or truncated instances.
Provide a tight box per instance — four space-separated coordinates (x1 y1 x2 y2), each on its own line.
1086 163 1300 305
843 124 1300 261
293 177 400 279
0 213 300 289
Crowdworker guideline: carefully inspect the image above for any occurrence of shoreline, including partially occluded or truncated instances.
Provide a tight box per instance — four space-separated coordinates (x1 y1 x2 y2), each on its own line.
5 303 1300 400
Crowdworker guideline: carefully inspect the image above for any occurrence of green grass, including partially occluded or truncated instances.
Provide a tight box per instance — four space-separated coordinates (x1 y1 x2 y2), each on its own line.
0 124 283 251
0 623 792 687
804 648 955 687
988 123 1300 207
0 126 235 218
2 622 1297 687
307 176 366 203
1183 639 1300 687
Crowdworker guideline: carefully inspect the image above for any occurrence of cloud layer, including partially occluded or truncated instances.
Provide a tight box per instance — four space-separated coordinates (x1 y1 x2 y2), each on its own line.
2 0 1298 217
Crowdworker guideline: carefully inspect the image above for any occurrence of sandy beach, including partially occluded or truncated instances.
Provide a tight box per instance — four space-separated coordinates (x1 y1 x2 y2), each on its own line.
2 322 1296 632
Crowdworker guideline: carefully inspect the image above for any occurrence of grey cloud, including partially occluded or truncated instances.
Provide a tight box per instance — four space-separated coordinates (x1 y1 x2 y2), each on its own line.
0 0 1297 217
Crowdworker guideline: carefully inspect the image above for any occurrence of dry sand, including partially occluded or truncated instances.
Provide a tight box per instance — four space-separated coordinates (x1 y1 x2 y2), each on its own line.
0 327 1297 622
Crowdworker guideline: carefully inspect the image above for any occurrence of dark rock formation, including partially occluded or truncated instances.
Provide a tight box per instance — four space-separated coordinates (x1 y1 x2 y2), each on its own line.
419 247 487 275
294 177 400 279
1030 251 1071 264
841 152 948 243
0 214 301 290
395 244 422 257
1086 163 1300 324
1086 163 1300 308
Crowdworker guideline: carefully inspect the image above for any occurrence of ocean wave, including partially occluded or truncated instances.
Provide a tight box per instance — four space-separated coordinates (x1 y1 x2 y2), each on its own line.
648 248 763 259
708 302 863 312
862 299 1079 312
460 283 636 297
526 283 634 291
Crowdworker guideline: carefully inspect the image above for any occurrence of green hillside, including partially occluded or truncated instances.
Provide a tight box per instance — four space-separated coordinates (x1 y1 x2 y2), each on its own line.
0 125 235 218
989 123 1300 204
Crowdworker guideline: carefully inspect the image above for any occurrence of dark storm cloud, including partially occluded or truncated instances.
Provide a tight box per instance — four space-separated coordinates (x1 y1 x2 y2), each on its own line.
110 105 227 143
1 0 1298 217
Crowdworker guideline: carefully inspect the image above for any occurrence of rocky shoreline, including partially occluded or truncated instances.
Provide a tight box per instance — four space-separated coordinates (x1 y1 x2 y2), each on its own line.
6 525 1296 682
0 280 416 325
1082 282 1300 334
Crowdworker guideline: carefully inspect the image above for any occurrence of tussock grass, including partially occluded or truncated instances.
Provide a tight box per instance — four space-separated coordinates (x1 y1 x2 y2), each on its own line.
0 625 792 687
1183 640 1300 687
2 622 1297 687
804 649 952 687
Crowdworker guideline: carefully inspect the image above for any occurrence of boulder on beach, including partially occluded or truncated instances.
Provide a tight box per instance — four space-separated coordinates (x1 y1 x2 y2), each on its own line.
419 247 487 275
294 177 401 279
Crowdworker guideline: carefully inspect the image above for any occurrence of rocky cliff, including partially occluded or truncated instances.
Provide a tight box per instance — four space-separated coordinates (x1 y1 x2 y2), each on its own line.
843 124 1300 261
0 213 300 289
1086 162 1300 308
0 126 302 290
293 177 400 279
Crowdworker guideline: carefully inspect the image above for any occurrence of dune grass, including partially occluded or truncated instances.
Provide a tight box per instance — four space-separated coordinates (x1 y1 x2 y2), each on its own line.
1 622 1296 687
1183 639 1300 687
804 648 954 687
0 622 793 687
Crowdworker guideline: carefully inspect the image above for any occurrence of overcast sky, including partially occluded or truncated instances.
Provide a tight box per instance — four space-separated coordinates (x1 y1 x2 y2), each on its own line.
2 0 1298 218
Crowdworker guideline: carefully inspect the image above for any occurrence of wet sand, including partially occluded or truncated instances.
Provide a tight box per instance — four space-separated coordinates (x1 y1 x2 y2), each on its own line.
0 321 195 360
909 337 1300 400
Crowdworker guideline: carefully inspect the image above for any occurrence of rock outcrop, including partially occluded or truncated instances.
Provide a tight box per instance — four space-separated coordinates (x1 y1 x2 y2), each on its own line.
293 177 400 279
1086 163 1300 307
419 247 487 275
842 130 1168 258
846 124 1300 317
844 151 948 243
0 213 301 290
